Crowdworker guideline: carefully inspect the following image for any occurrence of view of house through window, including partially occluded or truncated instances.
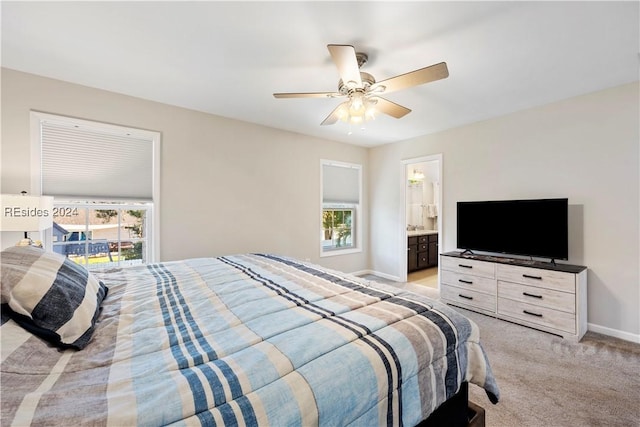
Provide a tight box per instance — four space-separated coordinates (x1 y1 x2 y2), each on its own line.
52 202 151 270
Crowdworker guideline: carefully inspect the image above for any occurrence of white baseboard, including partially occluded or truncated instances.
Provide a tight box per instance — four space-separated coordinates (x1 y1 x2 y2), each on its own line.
350 269 402 283
588 323 640 344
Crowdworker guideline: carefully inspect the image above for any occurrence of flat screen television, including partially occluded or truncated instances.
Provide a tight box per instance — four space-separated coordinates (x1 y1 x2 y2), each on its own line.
457 198 568 261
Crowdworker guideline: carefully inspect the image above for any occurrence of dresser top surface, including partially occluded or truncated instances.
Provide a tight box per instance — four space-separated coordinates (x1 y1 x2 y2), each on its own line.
441 251 587 274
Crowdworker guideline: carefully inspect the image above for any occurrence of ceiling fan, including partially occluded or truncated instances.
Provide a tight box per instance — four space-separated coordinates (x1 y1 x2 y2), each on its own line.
273 44 449 126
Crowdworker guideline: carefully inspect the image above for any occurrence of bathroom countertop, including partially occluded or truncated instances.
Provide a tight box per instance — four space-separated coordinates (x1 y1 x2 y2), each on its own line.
407 229 438 237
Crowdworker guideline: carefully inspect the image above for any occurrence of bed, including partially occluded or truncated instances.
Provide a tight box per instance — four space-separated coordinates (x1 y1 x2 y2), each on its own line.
1 246 499 426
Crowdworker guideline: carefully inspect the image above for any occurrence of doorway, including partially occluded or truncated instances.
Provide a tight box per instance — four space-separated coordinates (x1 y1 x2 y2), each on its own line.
400 154 442 289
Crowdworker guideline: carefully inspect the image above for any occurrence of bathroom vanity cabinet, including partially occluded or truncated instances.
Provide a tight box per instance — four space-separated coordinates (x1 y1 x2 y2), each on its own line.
407 232 438 273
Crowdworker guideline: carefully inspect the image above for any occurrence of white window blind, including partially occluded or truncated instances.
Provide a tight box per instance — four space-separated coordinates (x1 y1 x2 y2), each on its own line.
41 120 154 200
322 163 360 204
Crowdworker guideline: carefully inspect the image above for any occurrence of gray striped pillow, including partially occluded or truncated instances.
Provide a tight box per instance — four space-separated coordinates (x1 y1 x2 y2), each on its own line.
1 245 108 350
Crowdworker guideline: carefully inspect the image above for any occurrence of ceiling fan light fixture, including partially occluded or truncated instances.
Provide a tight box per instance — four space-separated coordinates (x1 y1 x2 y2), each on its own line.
365 106 376 121
365 97 377 120
349 93 365 116
274 44 448 127
336 104 350 121
349 114 364 125
336 92 376 125
338 92 376 126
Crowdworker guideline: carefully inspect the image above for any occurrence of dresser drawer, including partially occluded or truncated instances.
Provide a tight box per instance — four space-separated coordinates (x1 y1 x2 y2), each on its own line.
498 281 575 313
441 256 496 279
498 297 576 334
441 270 497 295
497 264 575 293
442 285 496 312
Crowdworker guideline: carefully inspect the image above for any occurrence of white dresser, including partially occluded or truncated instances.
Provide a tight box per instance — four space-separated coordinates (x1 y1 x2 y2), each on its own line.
440 252 588 341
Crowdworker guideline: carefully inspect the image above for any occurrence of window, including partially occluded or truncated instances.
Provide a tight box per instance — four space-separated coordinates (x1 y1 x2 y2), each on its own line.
322 208 354 249
321 160 361 256
52 202 152 270
31 112 160 269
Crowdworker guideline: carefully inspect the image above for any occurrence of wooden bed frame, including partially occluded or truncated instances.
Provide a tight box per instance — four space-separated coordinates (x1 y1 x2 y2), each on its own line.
418 382 485 427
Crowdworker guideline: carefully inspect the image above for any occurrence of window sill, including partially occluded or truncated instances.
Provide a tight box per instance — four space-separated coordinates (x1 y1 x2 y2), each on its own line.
320 247 362 258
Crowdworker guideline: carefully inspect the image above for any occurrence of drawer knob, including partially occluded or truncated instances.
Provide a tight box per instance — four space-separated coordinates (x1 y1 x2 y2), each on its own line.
458 264 473 269
523 292 543 299
523 274 542 280
523 310 543 318
458 294 473 300
459 279 473 284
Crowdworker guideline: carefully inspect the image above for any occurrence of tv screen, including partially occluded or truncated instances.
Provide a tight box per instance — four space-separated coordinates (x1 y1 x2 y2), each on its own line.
457 198 568 260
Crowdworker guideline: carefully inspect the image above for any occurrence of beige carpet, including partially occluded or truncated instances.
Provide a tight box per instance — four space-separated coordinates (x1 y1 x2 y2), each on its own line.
463 309 640 427
359 274 640 426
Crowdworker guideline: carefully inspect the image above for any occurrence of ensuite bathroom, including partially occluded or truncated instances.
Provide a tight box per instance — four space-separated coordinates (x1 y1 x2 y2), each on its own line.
406 160 440 288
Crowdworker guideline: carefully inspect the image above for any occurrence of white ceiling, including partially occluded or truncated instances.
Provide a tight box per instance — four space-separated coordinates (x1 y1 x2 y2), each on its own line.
2 1 638 147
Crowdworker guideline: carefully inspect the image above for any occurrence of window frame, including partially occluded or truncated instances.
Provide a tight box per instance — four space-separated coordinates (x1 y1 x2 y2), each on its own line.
30 111 161 262
320 160 362 257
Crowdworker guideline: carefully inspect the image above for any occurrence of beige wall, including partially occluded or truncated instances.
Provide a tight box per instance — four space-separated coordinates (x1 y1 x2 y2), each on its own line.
369 82 640 340
1 68 369 273
3 68 638 340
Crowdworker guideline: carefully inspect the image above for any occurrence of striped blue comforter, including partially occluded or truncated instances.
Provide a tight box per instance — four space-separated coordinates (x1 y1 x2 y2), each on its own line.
1 254 499 426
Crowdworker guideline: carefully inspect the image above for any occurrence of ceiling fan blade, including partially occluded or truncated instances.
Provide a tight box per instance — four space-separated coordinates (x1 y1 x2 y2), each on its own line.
374 97 412 118
327 44 362 88
274 92 340 99
372 62 449 94
320 102 348 126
